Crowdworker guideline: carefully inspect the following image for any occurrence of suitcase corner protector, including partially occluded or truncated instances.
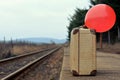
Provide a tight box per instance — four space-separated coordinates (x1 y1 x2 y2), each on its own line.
73 29 79 35
90 70 97 76
72 70 80 76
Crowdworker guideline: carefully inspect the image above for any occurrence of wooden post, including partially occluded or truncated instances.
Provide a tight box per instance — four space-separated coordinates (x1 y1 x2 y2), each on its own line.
100 33 102 48
118 26 120 40
108 31 110 44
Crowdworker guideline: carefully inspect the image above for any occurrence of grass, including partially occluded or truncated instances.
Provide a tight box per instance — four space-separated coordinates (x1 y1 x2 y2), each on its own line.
0 41 56 59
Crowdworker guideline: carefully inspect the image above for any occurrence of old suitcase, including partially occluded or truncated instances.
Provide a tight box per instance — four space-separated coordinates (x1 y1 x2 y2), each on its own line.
70 27 97 76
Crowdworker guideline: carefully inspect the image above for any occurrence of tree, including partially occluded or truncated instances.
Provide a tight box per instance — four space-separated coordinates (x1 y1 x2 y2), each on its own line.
67 0 120 43
90 0 120 44
100 0 120 42
67 8 88 41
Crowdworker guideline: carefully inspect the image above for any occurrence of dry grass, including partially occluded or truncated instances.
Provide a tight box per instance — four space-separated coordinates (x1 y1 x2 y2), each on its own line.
12 45 46 55
12 44 57 55
0 41 57 59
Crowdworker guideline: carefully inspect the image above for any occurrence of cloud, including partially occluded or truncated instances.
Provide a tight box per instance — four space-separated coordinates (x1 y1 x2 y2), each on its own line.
0 0 90 40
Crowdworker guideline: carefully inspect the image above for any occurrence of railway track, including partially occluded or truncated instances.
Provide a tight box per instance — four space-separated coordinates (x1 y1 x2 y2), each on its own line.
0 47 60 80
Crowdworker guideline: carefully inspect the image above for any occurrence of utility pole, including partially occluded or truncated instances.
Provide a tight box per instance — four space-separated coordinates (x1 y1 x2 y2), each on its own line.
3 36 5 43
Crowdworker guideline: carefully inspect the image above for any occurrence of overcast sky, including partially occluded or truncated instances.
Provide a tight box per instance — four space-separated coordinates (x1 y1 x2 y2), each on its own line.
0 0 90 40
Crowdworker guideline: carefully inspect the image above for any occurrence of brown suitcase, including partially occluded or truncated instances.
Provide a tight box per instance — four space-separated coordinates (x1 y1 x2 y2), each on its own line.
70 27 97 76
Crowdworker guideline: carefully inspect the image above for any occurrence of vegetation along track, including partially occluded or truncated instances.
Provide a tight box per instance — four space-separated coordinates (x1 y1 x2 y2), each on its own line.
0 47 59 79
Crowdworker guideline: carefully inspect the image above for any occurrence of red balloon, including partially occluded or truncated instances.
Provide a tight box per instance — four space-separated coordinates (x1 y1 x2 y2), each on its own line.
85 4 116 33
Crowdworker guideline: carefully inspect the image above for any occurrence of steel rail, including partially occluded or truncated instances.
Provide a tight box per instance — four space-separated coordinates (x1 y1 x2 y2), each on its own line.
1 47 61 80
0 47 55 63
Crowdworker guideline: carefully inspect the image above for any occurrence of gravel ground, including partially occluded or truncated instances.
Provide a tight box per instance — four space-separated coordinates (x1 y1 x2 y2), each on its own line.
14 48 64 80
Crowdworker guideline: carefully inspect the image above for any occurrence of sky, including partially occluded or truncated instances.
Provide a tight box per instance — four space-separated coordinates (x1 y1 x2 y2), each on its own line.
0 0 90 40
